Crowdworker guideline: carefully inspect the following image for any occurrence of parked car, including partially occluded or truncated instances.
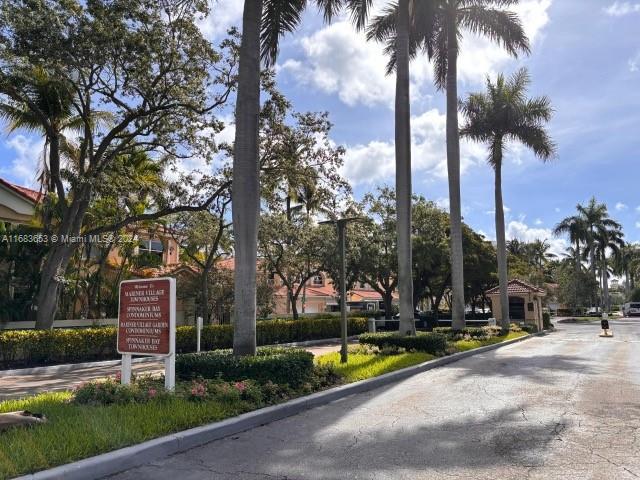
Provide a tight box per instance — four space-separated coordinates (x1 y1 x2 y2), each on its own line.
622 302 640 317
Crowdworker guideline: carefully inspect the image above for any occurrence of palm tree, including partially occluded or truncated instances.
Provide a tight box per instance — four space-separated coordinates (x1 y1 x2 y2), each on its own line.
575 198 621 311
232 0 360 355
460 68 554 329
590 226 624 312
369 0 530 329
553 214 586 271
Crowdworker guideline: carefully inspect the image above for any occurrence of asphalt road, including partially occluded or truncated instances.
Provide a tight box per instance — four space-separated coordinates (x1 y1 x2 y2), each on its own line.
110 319 640 480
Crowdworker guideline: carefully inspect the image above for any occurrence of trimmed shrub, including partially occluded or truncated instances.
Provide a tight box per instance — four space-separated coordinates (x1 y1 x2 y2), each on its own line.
176 347 314 386
0 317 368 369
358 332 448 355
542 313 552 329
432 326 504 339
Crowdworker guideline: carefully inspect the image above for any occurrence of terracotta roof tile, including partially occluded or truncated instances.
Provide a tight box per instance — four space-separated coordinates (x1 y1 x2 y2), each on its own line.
0 178 43 203
486 279 546 296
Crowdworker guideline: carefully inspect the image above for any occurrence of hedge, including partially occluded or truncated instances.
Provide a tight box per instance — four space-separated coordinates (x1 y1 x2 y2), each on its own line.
358 332 448 355
0 317 368 369
176 347 314 386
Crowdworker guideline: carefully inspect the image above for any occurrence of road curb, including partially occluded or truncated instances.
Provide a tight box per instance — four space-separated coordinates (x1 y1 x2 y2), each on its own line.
13 330 548 480
0 337 359 378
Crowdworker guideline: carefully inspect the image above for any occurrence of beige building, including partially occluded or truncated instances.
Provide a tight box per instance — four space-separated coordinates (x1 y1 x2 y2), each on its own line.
486 279 546 331
0 179 40 225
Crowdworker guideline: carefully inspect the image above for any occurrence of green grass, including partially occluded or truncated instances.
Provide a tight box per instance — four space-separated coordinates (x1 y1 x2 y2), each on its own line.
315 352 434 382
451 331 527 352
0 392 250 479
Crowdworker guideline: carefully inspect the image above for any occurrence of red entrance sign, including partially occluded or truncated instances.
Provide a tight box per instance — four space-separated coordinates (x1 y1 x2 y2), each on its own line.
117 278 175 355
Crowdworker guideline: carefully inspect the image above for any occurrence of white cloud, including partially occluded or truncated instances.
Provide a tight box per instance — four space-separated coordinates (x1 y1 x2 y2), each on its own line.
506 220 567 257
1 135 43 187
629 51 640 72
534 218 543 225
616 202 629 211
341 109 486 186
604 2 640 16
197 0 244 40
554 207 561 213
281 0 552 109
636 221 640 229
279 21 432 108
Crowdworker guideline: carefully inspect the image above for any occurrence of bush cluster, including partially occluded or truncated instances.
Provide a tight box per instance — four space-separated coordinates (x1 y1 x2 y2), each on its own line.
358 332 448 355
176 347 315 386
0 317 368 369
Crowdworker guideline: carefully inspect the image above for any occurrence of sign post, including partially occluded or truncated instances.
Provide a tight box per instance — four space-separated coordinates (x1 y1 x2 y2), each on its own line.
117 277 176 390
196 316 203 353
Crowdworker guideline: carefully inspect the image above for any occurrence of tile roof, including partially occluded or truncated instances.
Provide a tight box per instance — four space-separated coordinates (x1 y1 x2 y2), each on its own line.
485 279 546 296
0 178 43 203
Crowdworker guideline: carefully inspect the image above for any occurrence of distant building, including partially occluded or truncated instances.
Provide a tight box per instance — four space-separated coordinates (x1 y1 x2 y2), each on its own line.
486 279 546 331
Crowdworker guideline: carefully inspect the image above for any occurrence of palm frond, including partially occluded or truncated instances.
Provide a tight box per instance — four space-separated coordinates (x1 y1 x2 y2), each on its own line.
458 6 530 57
261 0 307 66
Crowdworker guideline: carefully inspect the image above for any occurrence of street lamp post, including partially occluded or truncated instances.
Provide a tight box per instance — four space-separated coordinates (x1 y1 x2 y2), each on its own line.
321 217 363 364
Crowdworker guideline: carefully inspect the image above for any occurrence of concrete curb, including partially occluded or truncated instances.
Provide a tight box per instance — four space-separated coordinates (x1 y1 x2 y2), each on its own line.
14 331 548 480
0 337 359 377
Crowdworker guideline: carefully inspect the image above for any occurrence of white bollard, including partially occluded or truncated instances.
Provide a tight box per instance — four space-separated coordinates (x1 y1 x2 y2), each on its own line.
196 316 203 353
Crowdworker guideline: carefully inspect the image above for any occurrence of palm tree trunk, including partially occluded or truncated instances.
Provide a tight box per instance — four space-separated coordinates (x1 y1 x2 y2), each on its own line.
602 257 610 312
232 0 262 356
395 0 415 336
493 158 510 330
446 18 466 330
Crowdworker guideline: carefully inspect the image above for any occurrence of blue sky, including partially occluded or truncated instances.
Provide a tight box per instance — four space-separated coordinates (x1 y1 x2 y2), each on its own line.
1 0 639 254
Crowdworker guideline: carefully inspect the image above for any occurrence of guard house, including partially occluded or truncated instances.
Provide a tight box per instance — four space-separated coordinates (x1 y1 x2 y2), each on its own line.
486 279 546 331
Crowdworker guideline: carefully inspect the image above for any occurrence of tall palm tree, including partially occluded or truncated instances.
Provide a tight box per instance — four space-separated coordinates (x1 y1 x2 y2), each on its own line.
575 197 621 311
232 0 362 355
369 0 530 329
460 68 554 329
553 214 586 271
590 226 624 312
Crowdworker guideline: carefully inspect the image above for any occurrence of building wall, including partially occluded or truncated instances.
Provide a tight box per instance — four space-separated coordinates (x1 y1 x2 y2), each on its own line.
489 293 543 330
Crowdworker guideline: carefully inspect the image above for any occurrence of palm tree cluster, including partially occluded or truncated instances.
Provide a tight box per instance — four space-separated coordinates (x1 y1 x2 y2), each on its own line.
231 0 556 352
554 198 636 313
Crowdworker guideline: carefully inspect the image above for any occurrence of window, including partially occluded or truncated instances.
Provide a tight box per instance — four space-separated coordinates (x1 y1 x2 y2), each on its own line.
139 239 164 253
527 302 534 312
137 238 164 265
267 271 276 286
312 274 323 286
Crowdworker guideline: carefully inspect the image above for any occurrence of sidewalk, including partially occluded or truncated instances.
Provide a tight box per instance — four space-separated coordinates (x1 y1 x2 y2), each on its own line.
0 339 355 400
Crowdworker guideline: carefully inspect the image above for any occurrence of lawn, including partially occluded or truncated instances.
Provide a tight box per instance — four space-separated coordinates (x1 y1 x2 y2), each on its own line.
451 331 527 352
315 352 434 382
0 392 250 480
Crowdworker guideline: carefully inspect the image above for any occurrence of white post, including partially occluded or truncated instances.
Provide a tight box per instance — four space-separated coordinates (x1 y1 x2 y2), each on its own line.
121 354 132 385
164 354 175 391
196 316 203 353
165 278 177 391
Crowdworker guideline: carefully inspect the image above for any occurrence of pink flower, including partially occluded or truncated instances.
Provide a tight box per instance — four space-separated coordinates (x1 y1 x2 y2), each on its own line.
148 388 157 398
190 382 206 397
234 381 246 392
114 372 122 382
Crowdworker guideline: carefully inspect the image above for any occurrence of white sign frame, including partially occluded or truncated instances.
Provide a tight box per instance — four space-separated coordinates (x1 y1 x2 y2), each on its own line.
117 277 176 390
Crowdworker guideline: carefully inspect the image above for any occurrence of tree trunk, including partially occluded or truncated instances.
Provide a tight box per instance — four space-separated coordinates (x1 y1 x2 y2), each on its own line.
394 0 415 336
35 189 90 328
201 271 210 323
494 156 510 330
232 0 262 356
34 244 75 328
289 289 299 320
445 17 466 330
602 257 610 312
383 291 393 320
